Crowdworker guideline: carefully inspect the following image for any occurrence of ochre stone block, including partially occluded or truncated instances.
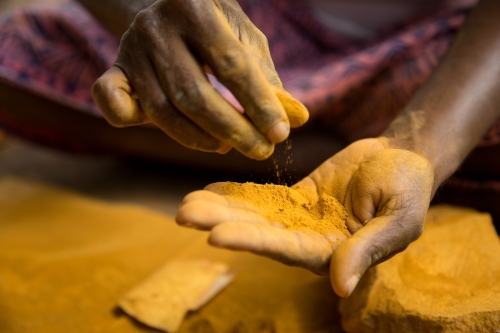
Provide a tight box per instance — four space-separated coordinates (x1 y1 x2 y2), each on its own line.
339 205 500 333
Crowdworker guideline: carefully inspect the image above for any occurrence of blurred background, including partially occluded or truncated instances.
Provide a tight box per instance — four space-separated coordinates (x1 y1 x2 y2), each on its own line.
0 0 342 215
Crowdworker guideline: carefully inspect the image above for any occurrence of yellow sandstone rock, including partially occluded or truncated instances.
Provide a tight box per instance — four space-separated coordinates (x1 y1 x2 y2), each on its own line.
339 205 500 333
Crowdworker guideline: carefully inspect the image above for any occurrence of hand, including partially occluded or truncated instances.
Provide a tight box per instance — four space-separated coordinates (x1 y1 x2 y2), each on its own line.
176 138 434 297
92 0 308 160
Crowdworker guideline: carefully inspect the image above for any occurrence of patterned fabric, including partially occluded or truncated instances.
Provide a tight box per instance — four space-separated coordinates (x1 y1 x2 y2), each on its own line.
0 1 118 115
239 0 497 143
0 0 498 147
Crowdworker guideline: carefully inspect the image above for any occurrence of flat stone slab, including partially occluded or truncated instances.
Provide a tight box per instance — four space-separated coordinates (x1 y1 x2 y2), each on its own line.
339 205 500 333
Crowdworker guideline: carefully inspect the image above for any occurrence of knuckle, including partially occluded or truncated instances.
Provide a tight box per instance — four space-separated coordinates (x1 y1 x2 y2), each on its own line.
253 28 269 46
219 0 244 16
92 79 127 127
176 0 208 25
118 29 132 48
243 22 270 50
411 225 424 241
91 77 106 97
216 47 248 77
132 9 158 36
143 95 171 119
367 243 387 266
182 0 205 13
171 81 206 112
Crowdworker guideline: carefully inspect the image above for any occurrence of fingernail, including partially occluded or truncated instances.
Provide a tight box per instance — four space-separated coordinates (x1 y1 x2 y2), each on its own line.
346 275 360 297
267 122 289 143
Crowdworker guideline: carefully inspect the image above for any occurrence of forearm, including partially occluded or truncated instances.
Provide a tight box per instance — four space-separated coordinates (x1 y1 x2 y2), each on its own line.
76 0 156 36
383 0 500 194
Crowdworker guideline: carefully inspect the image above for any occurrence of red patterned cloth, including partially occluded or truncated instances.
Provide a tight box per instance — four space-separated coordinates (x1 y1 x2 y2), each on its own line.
0 0 498 147
0 1 117 115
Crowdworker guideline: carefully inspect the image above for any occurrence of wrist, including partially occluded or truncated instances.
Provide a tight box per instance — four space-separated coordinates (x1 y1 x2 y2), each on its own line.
380 113 462 195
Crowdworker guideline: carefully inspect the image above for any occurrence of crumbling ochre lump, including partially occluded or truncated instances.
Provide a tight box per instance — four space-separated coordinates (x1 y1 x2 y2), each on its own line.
218 182 350 237
119 259 234 333
339 205 500 333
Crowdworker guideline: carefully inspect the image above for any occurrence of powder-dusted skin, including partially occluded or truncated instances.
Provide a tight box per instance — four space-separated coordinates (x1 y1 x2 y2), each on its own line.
276 90 309 128
339 205 500 333
218 182 349 237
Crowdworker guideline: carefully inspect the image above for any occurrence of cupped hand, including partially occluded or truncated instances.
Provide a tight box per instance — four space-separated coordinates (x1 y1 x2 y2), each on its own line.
176 138 434 297
92 0 308 160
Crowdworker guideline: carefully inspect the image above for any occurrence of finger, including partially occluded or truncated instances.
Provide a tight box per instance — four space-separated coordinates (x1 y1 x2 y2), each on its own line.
209 222 337 275
204 182 232 195
181 190 228 206
344 182 376 234
184 7 290 143
236 20 309 128
182 187 256 212
115 55 225 153
92 66 147 127
183 184 262 211
148 38 274 160
237 24 309 128
176 201 268 230
329 215 420 298
216 2 309 128
276 90 309 128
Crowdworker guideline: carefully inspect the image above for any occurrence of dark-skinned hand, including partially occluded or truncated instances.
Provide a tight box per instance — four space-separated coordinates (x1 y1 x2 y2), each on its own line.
176 138 434 297
92 0 309 159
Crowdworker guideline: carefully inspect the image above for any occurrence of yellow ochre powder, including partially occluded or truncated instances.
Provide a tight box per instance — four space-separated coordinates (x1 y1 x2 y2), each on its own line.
219 182 350 237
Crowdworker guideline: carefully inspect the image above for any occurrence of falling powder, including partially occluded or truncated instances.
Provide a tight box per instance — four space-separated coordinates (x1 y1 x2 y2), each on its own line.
272 139 294 185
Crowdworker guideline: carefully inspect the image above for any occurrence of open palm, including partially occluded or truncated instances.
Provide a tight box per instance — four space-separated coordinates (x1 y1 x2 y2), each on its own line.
176 138 434 296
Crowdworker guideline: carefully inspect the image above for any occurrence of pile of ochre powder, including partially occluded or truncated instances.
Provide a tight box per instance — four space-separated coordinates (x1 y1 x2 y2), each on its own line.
218 182 350 237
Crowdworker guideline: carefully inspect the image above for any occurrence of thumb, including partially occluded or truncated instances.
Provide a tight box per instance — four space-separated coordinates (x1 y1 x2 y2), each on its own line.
255 55 309 128
92 66 148 127
329 215 417 298
275 89 309 128
244 33 309 128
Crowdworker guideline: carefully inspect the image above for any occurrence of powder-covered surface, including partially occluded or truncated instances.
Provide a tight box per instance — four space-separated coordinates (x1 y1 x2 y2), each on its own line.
218 182 349 237
0 177 344 333
339 205 500 333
